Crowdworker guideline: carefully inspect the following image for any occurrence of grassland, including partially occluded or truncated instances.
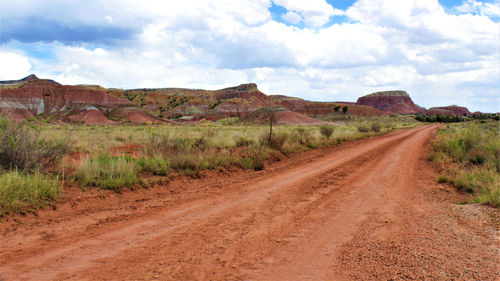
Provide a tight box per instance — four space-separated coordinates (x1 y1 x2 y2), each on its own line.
0 115 419 215
430 121 500 206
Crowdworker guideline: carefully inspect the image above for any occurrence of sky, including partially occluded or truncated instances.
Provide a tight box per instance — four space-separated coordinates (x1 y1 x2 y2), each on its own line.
0 0 499 112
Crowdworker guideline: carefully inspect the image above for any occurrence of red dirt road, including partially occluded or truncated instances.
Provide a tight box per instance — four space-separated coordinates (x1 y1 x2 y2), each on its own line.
0 125 497 280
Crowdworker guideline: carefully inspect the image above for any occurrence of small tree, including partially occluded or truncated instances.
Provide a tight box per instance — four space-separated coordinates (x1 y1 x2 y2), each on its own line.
342 106 348 114
333 105 341 112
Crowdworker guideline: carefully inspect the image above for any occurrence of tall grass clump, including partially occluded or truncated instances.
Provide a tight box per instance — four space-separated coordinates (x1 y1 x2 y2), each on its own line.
74 155 138 191
137 157 170 176
0 117 70 172
431 122 499 206
0 171 61 215
319 124 335 138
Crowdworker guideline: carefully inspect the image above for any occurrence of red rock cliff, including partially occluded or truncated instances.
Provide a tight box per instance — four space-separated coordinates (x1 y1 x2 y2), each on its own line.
356 91 424 114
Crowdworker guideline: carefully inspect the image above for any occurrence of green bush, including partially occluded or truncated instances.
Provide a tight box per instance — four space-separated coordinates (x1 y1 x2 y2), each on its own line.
357 125 370 133
371 122 382 132
319 124 335 138
240 156 264 171
137 157 170 176
0 171 61 215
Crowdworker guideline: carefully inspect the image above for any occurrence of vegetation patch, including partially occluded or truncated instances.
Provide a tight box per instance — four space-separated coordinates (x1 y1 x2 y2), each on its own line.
74 155 138 191
0 171 61 215
0 117 70 172
430 122 499 207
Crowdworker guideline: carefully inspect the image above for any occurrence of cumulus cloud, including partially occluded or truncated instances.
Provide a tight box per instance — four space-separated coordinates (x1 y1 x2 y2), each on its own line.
272 0 339 27
281 11 303 25
455 0 500 17
0 50 32 80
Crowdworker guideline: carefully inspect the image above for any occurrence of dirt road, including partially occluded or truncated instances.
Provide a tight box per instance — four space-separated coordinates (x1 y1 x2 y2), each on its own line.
0 125 497 280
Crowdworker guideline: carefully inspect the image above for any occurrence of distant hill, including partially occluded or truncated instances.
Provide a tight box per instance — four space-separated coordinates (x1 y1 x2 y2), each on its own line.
356 90 426 114
0 74 475 125
425 105 471 116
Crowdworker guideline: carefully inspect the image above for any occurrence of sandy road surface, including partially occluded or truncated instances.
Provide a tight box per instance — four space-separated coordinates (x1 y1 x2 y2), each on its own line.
0 125 497 280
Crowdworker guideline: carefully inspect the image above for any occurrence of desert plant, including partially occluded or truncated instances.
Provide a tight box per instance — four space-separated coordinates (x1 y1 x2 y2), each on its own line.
356 125 370 133
0 171 61 215
0 117 70 172
292 126 312 146
371 122 382 132
137 157 170 176
319 124 335 138
235 136 255 147
431 122 499 206
74 155 138 191
260 132 288 150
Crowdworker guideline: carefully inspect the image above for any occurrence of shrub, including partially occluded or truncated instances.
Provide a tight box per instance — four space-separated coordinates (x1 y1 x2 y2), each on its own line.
0 171 61 215
431 122 500 206
0 118 70 172
235 136 255 147
260 132 288 150
240 156 264 171
357 125 370 133
74 155 138 191
292 126 312 146
319 125 335 138
371 122 382 132
137 157 170 176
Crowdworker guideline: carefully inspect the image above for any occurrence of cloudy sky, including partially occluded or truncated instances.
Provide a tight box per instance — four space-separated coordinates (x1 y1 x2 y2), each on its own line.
1 0 499 112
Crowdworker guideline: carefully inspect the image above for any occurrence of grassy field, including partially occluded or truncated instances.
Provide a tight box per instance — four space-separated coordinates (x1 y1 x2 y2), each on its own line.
430 121 500 206
0 116 419 215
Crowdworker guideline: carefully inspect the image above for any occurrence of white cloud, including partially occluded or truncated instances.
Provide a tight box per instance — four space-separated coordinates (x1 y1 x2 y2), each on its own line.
273 0 336 27
281 11 303 25
455 0 500 17
0 50 32 80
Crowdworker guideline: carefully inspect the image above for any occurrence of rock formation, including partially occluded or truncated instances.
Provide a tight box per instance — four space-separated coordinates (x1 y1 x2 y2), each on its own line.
356 91 425 114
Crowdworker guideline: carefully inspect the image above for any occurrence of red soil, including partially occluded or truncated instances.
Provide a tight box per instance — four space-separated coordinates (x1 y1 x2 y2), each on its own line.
109 144 143 158
274 110 327 125
67 110 116 125
122 109 166 124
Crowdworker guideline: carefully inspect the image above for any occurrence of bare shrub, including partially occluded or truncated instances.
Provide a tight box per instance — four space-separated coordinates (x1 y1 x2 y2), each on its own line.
319 124 335 138
260 132 288 150
371 122 382 132
357 125 370 133
0 118 70 172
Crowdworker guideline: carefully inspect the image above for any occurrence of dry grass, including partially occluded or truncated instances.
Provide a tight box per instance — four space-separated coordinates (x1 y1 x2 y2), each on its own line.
430 122 499 207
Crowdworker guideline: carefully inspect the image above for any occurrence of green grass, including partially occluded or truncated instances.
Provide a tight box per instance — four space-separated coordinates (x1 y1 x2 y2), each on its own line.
430 122 500 207
33 117 419 190
0 171 61 215
74 155 139 191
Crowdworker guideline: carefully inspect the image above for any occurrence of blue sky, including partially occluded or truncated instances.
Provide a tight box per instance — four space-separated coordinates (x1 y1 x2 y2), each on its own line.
0 0 499 112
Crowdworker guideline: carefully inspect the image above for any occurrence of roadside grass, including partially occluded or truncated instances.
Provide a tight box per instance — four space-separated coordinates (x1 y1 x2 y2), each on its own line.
74 155 139 191
26 117 421 193
0 117 69 215
430 122 500 207
0 171 61 215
